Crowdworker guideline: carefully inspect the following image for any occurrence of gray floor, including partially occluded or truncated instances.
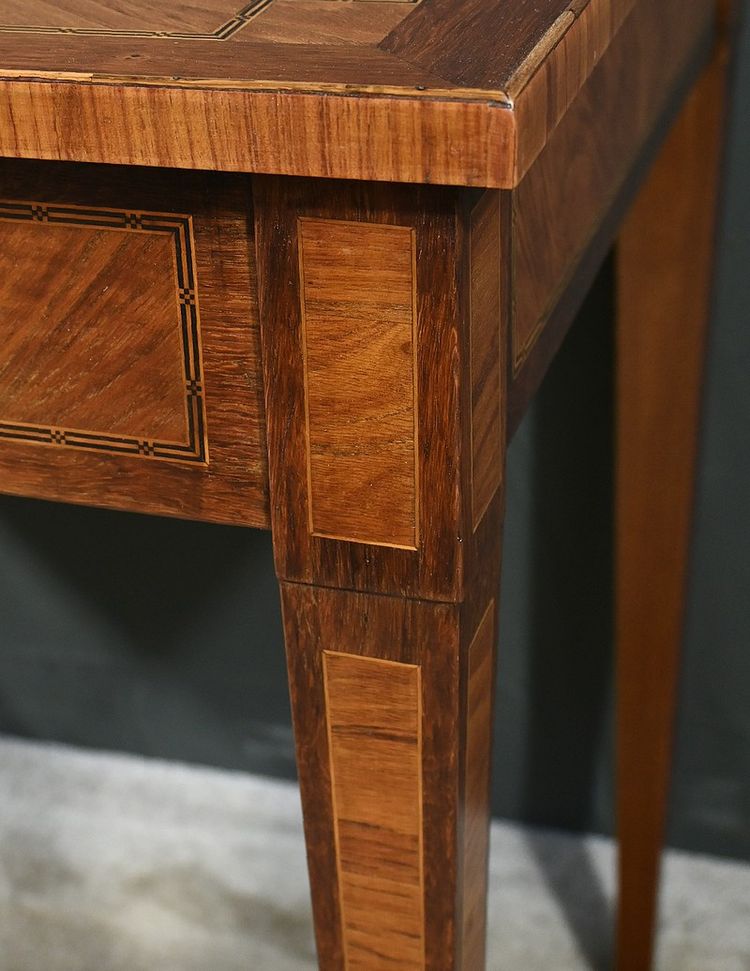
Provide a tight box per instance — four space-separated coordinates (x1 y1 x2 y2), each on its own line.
0 737 747 971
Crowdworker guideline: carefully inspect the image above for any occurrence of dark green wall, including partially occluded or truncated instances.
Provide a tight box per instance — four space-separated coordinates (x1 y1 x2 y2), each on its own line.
0 12 748 860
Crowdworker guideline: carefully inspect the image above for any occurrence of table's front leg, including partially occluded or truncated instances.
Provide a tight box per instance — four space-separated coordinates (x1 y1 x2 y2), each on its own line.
615 38 732 971
254 179 509 970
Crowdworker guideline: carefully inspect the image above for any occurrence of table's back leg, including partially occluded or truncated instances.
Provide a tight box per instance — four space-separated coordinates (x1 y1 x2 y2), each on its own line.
614 35 732 971
254 178 510 969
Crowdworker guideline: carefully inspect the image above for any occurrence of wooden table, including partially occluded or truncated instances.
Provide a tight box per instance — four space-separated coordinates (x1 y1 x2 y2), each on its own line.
0 1 733 968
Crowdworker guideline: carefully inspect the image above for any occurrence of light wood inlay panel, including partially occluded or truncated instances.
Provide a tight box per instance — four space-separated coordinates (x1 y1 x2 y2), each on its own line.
323 651 425 970
298 217 418 550
469 192 504 530
257 177 503 601
0 0 253 36
461 600 495 968
0 201 206 464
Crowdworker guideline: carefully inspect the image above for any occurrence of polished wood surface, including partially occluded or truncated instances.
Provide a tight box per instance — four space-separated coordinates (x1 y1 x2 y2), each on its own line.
0 0 416 41
262 173 508 967
469 191 505 531
282 585 453 971
0 2 733 968
0 207 194 449
512 0 712 376
324 651 424 969
615 39 731 971
0 0 715 186
282 581 501 971
507 0 714 437
0 160 268 527
298 217 418 550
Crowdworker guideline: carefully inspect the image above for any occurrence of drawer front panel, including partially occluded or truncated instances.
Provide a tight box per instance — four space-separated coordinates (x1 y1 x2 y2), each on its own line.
0 160 269 527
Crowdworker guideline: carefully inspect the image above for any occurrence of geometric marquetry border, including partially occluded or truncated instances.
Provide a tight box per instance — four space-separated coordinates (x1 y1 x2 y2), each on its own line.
0 201 208 465
0 2 273 40
0 0 419 41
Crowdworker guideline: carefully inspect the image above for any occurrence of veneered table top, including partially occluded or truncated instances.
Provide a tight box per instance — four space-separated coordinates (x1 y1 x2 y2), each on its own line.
0 0 575 89
0 0 715 186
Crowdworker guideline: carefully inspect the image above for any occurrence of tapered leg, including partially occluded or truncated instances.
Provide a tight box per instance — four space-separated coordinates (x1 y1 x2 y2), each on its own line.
615 37 731 971
281 583 499 970
254 178 510 968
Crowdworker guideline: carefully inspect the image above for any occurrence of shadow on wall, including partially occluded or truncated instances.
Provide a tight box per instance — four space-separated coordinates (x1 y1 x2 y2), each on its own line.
0 499 292 776
506 254 614 971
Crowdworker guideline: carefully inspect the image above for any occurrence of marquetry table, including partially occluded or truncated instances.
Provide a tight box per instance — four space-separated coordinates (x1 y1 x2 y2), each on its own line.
0 0 733 968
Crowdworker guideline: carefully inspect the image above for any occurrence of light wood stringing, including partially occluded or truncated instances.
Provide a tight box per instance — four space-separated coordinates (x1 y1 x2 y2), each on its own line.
299 217 419 550
0 0 252 35
323 651 425 970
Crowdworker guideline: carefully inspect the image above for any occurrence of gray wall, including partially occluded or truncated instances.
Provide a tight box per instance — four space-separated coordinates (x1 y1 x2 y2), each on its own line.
1 18 748 861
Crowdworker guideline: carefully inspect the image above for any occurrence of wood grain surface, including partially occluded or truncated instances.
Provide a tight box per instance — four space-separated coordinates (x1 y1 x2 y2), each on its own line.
256 178 465 601
380 0 572 88
0 3 731 969
469 191 505 531
282 581 501 971
0 0 255 35
324 651 424 969
0 160 268 527
0 80 514 188
263 173 509 967
298 217 419 550
0 209 193 449
0 0 417 40
257 176 511 602
512 0 713 374
459 600 496 970
615 37 731 971
506 0 714 436
0 0 715 187
509 0 639 182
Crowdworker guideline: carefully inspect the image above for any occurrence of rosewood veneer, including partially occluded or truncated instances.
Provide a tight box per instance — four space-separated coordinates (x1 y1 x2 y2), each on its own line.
0 0 734 968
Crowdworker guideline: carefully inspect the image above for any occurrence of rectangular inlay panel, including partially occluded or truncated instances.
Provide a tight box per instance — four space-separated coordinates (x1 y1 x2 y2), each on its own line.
0 201 206 464
298 217 419 550
0 159 268 528
323 651 425 970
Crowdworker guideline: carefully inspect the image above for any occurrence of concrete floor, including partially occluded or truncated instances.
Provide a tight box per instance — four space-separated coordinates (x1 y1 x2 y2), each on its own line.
0 736 747 971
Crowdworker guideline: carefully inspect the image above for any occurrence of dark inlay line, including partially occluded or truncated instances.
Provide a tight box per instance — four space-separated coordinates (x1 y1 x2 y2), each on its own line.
0 0 290 41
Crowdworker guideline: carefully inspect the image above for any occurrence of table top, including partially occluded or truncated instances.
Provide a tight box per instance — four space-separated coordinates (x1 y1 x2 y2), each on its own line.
0 0 714 186
0 0 579 89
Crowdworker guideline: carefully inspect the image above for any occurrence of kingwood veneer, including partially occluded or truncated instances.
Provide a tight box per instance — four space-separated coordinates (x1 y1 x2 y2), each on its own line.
0 1 733 968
